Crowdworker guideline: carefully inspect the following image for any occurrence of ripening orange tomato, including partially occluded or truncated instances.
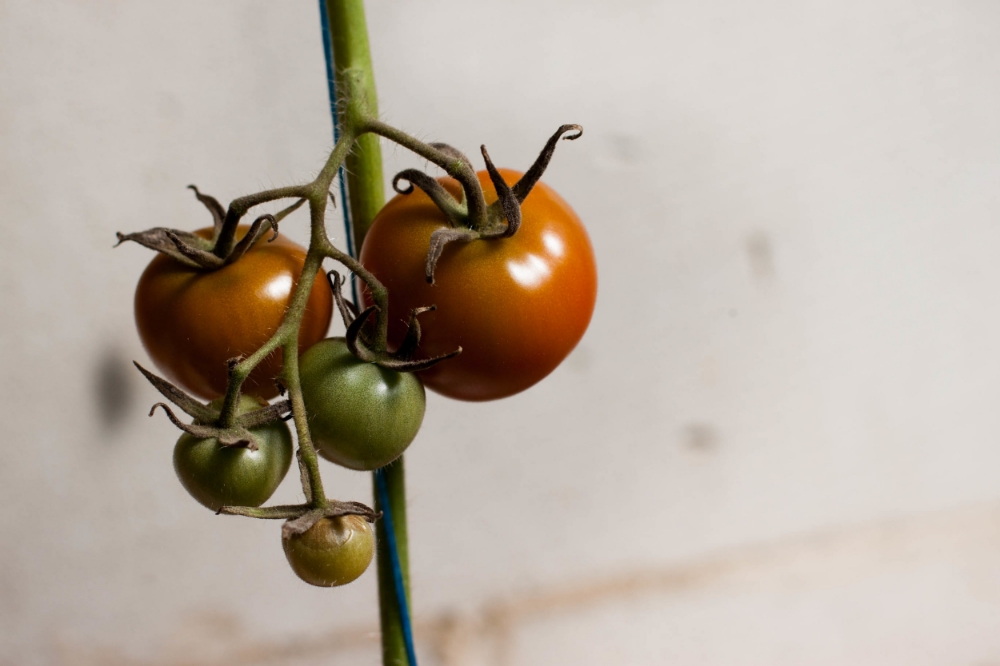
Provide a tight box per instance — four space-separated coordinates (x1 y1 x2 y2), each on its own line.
135 226 332 399
360 169 597 401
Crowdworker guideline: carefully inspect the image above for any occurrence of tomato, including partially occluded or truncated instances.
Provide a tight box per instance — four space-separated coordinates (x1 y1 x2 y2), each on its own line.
299 338 425 470
283 515 375 587
359 169 597 401
173 395 293 511
134 226 333 400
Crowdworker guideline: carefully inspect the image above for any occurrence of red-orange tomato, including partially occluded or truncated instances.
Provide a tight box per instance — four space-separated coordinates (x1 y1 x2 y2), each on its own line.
135 226 332 400
360 169 597 401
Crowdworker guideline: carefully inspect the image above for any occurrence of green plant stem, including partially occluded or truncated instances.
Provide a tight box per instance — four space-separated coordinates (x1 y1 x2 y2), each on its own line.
326 2 412 665
327 0 383 249
374 458 410 664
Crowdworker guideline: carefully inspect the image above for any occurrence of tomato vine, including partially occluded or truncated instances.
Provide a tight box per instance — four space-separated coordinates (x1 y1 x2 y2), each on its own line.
117 0 592 663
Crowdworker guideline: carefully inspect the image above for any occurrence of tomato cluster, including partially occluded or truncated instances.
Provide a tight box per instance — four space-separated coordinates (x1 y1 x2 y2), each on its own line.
125 128 596 589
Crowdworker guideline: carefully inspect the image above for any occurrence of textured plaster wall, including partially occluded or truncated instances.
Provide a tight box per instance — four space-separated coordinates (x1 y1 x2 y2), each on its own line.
3 1 1000 664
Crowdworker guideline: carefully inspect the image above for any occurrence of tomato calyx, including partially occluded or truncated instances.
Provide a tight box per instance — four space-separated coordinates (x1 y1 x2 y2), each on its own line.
280 502 380 540
327 270 461 372
219 496 380 528
115 185 305 270
389 124 583 283
135 361 291 450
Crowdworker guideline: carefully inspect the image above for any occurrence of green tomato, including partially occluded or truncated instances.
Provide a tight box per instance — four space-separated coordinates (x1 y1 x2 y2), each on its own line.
299 338 425 470
282 515 375 587
173 394 293 511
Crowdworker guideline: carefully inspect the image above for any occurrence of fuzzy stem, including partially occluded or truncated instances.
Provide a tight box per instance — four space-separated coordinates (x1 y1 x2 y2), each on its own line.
325 2 412 664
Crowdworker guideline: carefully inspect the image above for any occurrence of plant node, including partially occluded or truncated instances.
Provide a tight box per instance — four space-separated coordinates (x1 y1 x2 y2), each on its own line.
327 270 461 371
388 124 583 283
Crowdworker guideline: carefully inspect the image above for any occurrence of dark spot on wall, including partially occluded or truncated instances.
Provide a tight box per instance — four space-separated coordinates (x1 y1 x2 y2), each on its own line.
745 231 774 281
683 422 718 452
95 345 134 434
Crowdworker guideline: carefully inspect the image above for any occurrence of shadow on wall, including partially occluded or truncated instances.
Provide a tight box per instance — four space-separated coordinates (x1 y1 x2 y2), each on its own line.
94 344 135 435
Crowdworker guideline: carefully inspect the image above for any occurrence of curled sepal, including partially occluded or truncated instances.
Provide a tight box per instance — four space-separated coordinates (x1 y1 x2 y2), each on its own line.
345 306 379 363
377 346 463 373
425 227 478 284
133 362 217 423
481 144 521 238
429 142 476 171
225 213 277 265
396 306 435 361
327 270 359 329
236 400 292 429
388 305 462 370
511 124 583 203
392 169 466 226
148 403 259 451
187 185 226 235
115 227 216 269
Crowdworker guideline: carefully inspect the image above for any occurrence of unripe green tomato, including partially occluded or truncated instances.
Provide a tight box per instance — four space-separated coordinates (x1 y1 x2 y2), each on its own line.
173 395 293 511
299 338 425 470
282 515 375 587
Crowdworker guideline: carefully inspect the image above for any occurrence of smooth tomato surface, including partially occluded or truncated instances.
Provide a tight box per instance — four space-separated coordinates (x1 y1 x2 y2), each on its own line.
135 226 332 400
360 169 597 401
173 395 293 511
299 338 425 470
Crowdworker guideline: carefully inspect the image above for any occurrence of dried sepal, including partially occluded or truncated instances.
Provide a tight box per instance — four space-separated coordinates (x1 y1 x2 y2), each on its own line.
218 503 310 519
218 499 377 523
279 500 380 538
376 346 462 372
187 185 226 235
236 400 292 429
345 306 379 362
396 305 436 361
133 362 217 423
225 213 276 265
148 403 259 451
511 124 582 203
481 144 521 238
323 500 380 523
164 229 225 268
115 228 209 268
327 270 359 329
425 227 478 284
281 509 326 539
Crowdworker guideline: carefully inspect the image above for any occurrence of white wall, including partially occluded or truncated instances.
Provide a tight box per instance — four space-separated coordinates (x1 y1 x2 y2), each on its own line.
3 1 1000 664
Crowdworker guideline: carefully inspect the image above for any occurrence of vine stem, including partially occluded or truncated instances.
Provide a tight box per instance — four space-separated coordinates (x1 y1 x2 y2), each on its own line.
323 2 414 666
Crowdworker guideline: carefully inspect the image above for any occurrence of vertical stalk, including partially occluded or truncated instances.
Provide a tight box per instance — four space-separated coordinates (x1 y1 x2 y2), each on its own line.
323 2 411 664
326 0 384 249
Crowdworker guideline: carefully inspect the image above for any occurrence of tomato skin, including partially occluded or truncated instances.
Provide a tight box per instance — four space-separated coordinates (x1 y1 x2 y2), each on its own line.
282 515 375 587
134 226 333 400
173 395 293 511
299 338 425 470
360 169 597 401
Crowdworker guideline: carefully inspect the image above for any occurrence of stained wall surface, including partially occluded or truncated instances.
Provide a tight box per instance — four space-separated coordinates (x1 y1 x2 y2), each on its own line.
3 1 1000 664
